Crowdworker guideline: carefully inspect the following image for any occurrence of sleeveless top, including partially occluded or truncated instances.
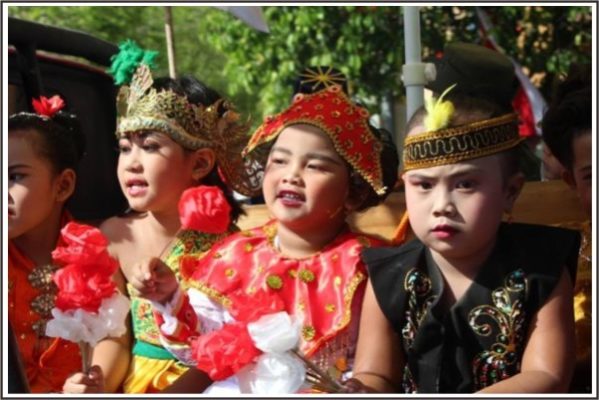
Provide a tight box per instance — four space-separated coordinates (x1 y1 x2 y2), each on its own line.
362 223 579 393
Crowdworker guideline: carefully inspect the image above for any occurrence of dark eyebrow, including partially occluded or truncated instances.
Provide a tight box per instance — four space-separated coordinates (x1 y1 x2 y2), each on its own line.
271 146 343 166
270 146 292 156
406 166 483 180
8 163 32 170
304 152 343 166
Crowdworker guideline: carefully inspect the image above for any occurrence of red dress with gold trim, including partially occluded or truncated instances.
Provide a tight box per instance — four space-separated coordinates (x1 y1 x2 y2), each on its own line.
153 220 384 386
8 214 82 393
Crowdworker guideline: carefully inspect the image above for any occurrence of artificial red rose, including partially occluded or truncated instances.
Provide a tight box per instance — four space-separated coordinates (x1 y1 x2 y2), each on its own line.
52 222 113 267
53 262 117 312
192 322 261 380
178 186 231 233
228 288 286 324
32 95 65 118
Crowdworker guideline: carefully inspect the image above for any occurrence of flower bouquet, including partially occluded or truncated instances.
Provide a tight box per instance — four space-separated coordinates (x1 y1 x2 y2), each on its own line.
45 222 130 373
191 289 342 394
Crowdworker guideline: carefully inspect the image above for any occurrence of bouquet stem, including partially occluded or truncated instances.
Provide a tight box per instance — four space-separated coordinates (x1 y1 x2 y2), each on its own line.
292 349 342 393
79 342 92 374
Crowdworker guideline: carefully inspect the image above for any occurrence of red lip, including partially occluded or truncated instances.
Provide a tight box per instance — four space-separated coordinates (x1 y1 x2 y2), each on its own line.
431 224 458 239
125 178 148 197
126 178 147 187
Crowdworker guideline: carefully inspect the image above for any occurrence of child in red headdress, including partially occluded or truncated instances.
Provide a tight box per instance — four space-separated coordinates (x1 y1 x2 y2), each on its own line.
8 95 86 392
129 68 400 394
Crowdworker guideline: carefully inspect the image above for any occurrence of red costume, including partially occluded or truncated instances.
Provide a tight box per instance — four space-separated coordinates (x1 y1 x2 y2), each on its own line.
8 215 82 393
153 220 383 381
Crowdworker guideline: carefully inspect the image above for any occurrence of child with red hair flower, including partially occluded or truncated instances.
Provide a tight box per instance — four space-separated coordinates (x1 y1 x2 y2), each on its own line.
8 95 87 393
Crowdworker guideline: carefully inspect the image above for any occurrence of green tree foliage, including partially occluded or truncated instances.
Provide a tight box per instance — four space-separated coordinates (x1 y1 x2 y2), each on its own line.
9 5 591 128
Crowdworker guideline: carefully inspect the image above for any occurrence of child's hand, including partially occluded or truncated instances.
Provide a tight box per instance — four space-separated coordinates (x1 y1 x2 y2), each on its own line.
130 257 178 305
338 378 377 393
62 365 104 393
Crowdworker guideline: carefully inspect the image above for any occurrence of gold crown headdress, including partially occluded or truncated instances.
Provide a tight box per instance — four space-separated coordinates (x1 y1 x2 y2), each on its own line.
109 40 261 196
402 85 523 171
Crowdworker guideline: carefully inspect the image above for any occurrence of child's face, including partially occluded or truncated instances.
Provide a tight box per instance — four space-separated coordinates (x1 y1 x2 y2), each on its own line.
565 131 592 218
117 131 197 214
8 133 61 240
262 124 351 233
403 152 518 263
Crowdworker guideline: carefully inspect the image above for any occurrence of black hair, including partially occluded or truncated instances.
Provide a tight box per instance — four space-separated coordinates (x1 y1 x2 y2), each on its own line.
541 64 591 170
8 109 86 174
406 93 521 180
350 125 399 211
151 75 244 223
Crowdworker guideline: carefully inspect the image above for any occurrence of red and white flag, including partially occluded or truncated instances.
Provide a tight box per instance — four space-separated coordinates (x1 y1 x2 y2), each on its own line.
476 7 546 137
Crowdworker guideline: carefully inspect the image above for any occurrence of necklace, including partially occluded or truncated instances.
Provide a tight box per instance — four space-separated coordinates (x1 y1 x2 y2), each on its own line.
27 263 59 336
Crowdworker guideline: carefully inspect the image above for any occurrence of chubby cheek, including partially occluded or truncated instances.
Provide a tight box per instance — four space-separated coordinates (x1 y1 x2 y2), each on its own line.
261 170 279 205
404 190 429 237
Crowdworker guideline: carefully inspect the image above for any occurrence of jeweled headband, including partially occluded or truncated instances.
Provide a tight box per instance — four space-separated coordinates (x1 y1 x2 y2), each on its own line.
402 85 523 171
242 85 387 196
108 40 261 197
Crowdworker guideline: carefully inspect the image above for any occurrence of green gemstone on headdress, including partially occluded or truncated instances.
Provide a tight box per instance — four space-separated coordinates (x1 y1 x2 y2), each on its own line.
108 39 158 86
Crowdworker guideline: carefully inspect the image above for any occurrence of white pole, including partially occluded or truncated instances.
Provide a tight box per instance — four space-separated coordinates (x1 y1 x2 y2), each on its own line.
402 6 425 122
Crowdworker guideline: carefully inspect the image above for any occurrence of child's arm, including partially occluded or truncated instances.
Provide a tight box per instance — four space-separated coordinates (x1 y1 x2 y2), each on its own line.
130 258 200 364
161 368 213 393
477 268 575 393
350 279 404 392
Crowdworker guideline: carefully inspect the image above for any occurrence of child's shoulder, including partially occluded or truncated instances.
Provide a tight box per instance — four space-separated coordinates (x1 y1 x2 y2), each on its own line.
501 222 581 257
500 222 581 281
99 213 143 242
361 238 423 271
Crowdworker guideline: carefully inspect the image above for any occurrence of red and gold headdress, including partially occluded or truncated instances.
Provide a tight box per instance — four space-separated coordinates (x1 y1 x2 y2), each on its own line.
243 85 387 196
109 40 261 197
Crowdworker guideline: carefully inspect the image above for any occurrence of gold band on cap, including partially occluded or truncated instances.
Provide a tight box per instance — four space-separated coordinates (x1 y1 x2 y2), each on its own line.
402 113 523 171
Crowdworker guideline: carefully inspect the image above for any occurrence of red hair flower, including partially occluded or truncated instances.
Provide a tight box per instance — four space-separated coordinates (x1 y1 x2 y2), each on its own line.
178 186 231 233
32 95 65 118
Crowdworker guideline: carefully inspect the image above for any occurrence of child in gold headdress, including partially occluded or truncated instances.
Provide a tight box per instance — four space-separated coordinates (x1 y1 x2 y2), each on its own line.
344 89 580 393
128 68 399 394
62 40 259 394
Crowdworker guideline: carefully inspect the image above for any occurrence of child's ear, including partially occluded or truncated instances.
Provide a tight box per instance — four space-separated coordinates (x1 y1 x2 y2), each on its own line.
55 169 76 203
504 172 525 212
192 148 216 181
561 169 577 190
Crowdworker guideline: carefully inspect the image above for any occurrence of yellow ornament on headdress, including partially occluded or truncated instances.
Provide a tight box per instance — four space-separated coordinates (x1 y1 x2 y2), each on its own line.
423 84 456 132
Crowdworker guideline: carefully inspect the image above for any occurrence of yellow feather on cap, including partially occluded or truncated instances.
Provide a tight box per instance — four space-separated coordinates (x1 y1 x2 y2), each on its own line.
424 84 457 131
